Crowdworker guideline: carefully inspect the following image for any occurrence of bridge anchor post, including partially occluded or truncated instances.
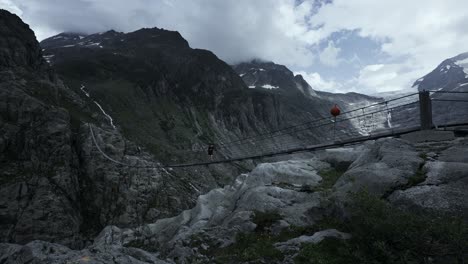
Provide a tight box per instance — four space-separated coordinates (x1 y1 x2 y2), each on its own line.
419 91 433 130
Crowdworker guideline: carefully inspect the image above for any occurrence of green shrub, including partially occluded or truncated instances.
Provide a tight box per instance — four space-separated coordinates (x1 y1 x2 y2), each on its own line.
295 238 357 264
405 166 427 188
252 210 282 232
295 191 468 264
214 232 283 263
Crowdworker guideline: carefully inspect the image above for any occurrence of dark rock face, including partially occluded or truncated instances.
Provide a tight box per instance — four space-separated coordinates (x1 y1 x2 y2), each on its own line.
0 10 82 247
0 83 81 246
0 10 45 70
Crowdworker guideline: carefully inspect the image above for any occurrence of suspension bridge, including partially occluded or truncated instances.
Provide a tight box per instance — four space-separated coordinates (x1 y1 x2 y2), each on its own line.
88 90 468 168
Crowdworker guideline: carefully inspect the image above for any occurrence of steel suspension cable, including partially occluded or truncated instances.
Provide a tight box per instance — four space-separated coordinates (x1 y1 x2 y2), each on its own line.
216 93 419 148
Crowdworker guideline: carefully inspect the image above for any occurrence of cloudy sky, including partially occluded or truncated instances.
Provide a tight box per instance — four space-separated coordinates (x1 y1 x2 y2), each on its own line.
2 0 468 94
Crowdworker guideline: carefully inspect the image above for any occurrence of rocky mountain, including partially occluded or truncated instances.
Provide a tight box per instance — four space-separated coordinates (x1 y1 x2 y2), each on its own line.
233 60 388 136
232 60 317 97
0 8 365 250
412 52 468 125
40 30 345 164
232 59 385 110
413 52 468 92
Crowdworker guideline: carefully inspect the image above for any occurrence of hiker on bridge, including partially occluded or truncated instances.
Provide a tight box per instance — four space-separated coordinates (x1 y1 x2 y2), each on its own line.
208 144 215 160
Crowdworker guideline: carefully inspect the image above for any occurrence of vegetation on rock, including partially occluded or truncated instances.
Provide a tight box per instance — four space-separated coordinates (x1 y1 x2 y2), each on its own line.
296 191 468 264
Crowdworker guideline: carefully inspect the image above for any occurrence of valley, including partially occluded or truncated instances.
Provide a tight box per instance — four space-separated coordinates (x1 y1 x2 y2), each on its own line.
0 8 467 264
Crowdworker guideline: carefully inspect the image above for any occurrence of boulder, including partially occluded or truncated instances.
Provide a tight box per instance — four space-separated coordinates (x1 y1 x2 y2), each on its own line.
333 138 423 199
274 229 351 252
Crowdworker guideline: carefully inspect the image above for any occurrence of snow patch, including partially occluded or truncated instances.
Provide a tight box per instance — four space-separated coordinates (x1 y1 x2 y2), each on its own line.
53 36 64 40
261 84 279 89
454 58 468 75
62 45 75 48
248 85 256 89
239 73 245 77
456 58 468 65
43 55 54 65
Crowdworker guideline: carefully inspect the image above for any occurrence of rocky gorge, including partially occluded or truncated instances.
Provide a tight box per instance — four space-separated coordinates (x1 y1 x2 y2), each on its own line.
0 8 467 264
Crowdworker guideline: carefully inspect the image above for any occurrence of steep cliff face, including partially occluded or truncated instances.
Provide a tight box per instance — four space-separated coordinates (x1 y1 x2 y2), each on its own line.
0 10 82 246
0 10 44 71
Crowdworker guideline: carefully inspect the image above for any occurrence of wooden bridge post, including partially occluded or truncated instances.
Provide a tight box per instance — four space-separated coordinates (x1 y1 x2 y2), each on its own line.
419 91 433 130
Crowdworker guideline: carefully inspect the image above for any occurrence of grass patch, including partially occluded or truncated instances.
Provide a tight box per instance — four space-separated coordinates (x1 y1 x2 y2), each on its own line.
199 211 287 263
295 238 356 264
405 166 427 188
419 153 428 160
124 239 159 252
313 168 346 191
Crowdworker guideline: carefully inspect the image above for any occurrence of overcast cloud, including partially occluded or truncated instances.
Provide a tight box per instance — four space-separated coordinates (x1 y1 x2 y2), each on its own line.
2 0 468 94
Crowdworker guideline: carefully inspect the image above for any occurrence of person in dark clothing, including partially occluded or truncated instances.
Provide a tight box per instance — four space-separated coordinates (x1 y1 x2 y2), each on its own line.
208 144 215 160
